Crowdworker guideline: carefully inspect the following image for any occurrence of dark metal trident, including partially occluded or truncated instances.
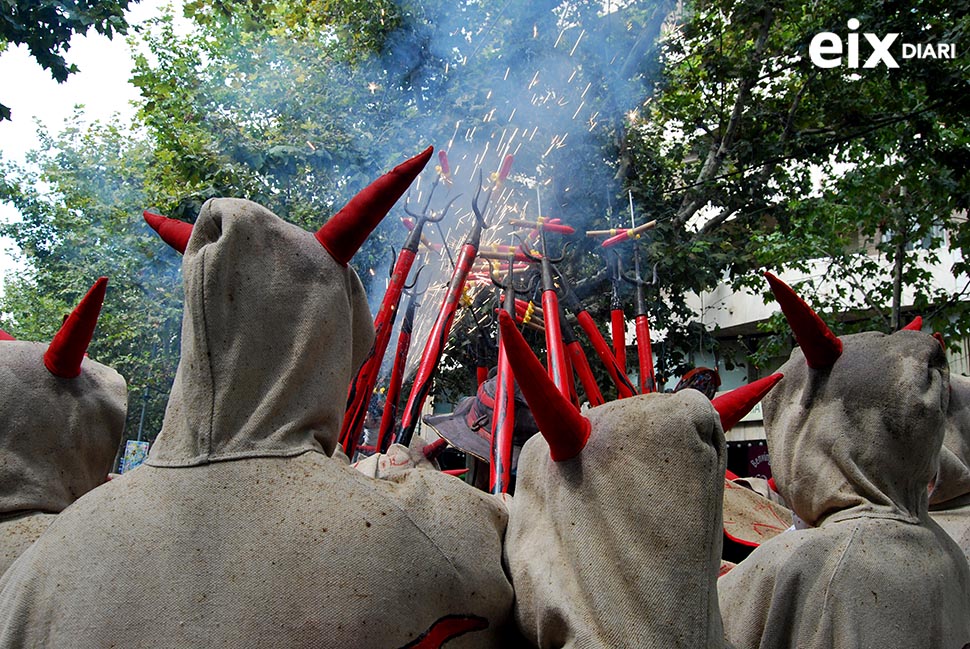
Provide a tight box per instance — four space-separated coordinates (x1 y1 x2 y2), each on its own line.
340 179 460 457
398 169 496 447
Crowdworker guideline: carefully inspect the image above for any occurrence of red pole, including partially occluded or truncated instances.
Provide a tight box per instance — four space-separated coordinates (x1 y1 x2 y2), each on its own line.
611 307 627 374
557 268 637 398
375 289 419 454
340 246 418 454
635 314 656 394
398 234 482 446
490 299 516 494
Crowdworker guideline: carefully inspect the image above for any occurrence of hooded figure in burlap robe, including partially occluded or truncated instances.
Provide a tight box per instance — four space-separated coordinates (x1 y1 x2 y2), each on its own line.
496 311 778 648
0 280 126 575
0 149 514 648
930 373 970 559
717 274 970 649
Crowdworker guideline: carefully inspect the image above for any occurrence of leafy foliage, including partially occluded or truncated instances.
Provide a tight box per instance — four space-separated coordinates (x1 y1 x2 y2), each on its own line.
0 0 138 120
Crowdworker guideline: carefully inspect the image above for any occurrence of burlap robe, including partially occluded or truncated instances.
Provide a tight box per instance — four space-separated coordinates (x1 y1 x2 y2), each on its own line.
0 199 513 648
505 390 727 648
718 331 970 649
930 374 970 560
0 342 126 574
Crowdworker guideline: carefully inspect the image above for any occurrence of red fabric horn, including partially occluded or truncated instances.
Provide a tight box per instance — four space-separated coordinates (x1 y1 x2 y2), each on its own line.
143 211 193 254
712 373 783 432
497 310 591 461
765 272 842 369
44 277 108 378
316 147 433 266
902 316 923 331
0 329 15 341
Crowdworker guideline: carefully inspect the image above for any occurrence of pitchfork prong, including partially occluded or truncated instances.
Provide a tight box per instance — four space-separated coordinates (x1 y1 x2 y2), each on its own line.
404 264 427 292
386 246 397 276
471 169 493 229
426 194 462 225
513 233 542 263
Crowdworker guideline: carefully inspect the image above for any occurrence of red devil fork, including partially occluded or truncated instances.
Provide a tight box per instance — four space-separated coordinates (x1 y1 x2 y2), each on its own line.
397 170 497 447
489 258 540 494
375 268 428 455
340 183 460 457
623 246 657 394
555 268 638 399
520 233 572 397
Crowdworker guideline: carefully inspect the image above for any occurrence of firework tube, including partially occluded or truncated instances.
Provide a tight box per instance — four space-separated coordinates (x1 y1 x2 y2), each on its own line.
479 249 532 263
498 155 514 184
586 227 627 237
375 289 420 454
490 278 517 494
556 269 637 398
340 225 426 455
437 150 452 184
601 219 658 248
561 307 605 406
508 218 576 235
398 220 485 446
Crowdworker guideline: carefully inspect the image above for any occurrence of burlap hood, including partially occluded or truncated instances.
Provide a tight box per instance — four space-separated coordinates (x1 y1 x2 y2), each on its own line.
505 390 726 648
147 198 374 466
0 341 126 514
762 330 948 527
718 327 970 649
930 373 970 509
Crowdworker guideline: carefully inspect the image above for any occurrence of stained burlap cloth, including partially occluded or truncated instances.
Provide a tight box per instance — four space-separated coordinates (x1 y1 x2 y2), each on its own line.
930 374 970 560
718 331 970 648
0 341 126 574
0 198 512 648
505 389 727 648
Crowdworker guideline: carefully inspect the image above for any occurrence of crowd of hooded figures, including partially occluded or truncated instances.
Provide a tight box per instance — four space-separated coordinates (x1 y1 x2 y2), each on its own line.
0 148 968 648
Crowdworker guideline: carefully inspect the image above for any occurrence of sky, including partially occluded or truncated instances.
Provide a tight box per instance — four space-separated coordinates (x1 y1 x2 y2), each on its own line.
0 0 185 284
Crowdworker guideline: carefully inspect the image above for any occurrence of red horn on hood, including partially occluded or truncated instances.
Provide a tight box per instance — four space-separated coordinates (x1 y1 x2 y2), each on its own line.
0 329 15 341
902 315 923 331
315 147 433 266
143 211 194 254
765 272 842 369
44 277 108 378
497 310 590 461
712 373 783 431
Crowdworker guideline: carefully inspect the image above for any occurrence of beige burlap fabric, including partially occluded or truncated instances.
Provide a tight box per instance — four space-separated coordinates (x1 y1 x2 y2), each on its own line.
718 331 970 649
505 390 726 648
729 476 787 508
351 442 435 479
930 374 970 558
721 478 792 548
0 198 513 648
0 341 126 574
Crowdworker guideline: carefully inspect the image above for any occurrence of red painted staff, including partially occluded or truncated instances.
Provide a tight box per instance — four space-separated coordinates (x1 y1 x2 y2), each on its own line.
521 234 571 397
559 304 605 406
624 247 657 394
340 176 460 457
488 253 534 494
608 253 627 375
376 269 427 454
397 170 497 446
555 268 637 398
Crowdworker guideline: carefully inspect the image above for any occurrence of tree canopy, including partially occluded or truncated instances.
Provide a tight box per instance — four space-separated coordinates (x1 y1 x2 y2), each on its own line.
0 0 138 120
1 0 967 443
